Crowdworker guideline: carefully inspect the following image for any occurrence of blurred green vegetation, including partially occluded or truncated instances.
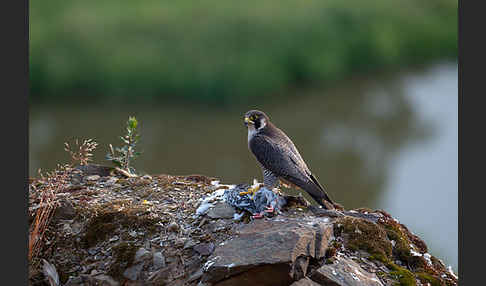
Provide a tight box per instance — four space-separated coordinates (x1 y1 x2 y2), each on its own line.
30 0 457 104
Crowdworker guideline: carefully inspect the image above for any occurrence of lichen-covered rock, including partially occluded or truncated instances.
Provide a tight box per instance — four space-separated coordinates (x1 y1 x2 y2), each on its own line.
28 164 458 286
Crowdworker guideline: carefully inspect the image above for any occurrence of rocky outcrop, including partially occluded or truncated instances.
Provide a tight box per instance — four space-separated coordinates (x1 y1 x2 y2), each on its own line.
28 164 458 286
201 217 333 285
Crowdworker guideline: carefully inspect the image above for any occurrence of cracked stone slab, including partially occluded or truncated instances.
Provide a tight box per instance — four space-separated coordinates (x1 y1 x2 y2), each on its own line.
201 217 333 285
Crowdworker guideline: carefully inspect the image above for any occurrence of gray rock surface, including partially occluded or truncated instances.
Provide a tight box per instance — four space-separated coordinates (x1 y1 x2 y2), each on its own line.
194 242 215 256
207 202 236 219
123 263 144 281
64 274 120 286
201 217 333 285
134 248 152 263
88 274 120 286
53 200 76 220
290 277 322 286
152 251 166 270
310 256 384 286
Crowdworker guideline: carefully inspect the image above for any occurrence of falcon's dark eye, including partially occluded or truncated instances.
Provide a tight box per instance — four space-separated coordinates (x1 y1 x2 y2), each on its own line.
254 117 261 129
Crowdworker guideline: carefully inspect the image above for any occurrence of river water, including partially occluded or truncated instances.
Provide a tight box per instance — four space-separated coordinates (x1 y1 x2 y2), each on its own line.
29 62 458 271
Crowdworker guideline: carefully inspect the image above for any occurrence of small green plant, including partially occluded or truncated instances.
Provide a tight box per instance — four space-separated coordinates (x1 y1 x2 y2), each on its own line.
106 116 141 176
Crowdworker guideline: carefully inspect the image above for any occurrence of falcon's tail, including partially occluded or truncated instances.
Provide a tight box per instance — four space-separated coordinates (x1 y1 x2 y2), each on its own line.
309 192 334 209
307 173 335 209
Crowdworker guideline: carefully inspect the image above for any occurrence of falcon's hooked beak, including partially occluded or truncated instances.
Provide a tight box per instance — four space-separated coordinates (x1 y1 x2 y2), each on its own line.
244 116 254 126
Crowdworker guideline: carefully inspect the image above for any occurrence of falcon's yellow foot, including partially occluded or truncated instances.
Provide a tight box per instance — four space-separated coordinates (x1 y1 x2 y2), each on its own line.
272 187 283 196
239 184 262 198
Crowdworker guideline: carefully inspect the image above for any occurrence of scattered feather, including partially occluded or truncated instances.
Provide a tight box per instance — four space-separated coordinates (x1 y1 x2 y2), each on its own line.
42 259 59 286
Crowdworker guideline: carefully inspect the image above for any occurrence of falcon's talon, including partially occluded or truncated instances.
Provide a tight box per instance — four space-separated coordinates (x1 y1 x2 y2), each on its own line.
264 206 274 213
251 213 265 219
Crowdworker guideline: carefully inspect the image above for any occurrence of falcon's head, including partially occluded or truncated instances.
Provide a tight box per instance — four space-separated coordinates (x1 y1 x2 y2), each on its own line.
244 110 269 132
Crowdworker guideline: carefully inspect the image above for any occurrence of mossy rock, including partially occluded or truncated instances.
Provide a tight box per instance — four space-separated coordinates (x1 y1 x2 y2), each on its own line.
324 240 342 263
416 272 444 286
383 223 425 270
334 216 392 258
333 214 449 286
387 261 417 286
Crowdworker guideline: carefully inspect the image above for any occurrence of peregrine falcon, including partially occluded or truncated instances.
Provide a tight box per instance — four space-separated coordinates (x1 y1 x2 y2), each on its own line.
242 110 335 210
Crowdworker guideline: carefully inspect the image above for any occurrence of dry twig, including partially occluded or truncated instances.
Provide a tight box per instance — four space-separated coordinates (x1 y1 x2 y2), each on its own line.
28 165 70 262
